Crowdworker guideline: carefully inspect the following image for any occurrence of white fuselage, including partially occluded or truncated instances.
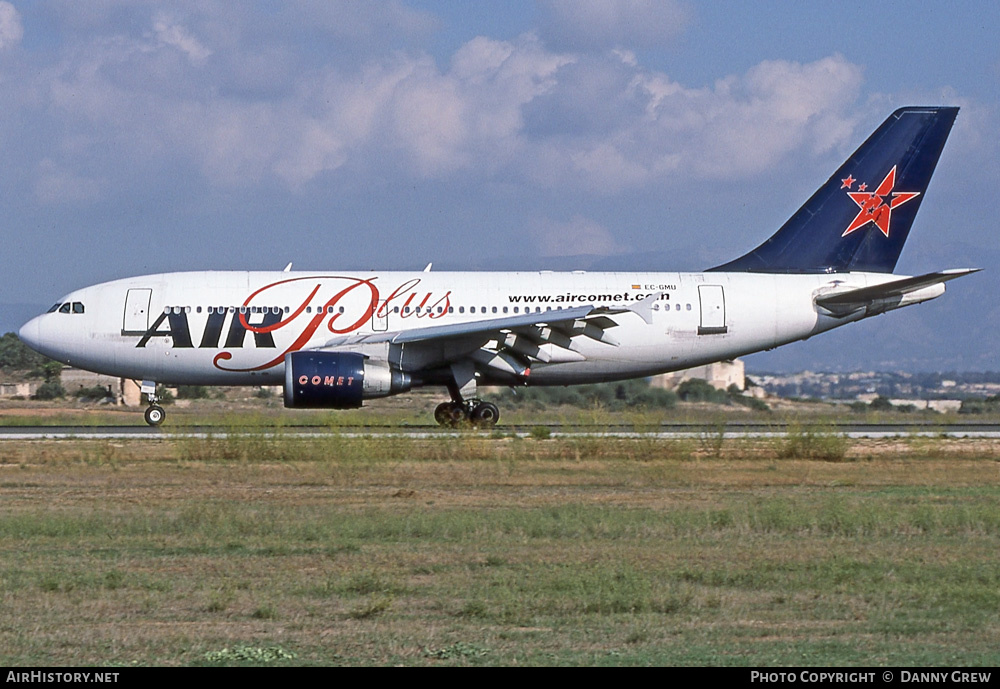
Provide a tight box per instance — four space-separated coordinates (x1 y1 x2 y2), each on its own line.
19 269 912 388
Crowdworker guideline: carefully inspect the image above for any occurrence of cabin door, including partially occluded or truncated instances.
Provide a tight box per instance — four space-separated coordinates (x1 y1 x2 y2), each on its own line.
697 285 728 335
123 288 152 334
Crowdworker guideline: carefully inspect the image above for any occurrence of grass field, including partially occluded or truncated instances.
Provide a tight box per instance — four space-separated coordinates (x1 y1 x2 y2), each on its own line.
1 430 999 666
5 386 992 428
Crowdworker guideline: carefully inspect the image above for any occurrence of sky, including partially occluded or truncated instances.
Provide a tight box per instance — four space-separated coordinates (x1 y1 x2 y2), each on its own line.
1 1 998 371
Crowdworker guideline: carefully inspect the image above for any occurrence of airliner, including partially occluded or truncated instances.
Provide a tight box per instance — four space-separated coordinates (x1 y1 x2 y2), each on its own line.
18 107 977 426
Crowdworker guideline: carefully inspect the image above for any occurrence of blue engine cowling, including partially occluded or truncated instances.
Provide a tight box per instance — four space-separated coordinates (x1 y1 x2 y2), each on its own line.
283 351 411 409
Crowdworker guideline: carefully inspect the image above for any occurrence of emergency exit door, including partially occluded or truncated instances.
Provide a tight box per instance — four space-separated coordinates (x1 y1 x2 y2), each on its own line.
372 300 389 332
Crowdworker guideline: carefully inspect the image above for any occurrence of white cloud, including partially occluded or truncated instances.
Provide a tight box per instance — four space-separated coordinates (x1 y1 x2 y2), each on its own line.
540 0 690 50
185 33 571 184
524 53 864 189
18 6 865 198
281 0 437 43
0 1 22 50
152 13 212 63
33 159 103 203
534 214 629 257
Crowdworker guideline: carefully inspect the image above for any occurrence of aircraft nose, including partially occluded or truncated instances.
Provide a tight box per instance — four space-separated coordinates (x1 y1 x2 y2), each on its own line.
18 316 41 352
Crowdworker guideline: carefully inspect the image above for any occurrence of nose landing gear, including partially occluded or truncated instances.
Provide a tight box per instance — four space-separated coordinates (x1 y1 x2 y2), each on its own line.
141 380 166 427
144 404 166 426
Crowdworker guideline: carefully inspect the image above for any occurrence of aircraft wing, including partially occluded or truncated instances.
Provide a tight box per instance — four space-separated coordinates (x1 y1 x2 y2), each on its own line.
815 269 979 316
313 293 660 378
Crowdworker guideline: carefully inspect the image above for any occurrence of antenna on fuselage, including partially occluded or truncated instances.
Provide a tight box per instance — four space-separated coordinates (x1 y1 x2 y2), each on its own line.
423 263 432 272
283 262 293 272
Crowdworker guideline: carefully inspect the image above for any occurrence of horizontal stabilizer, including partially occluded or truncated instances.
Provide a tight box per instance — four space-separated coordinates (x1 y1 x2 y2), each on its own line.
815 268 979 315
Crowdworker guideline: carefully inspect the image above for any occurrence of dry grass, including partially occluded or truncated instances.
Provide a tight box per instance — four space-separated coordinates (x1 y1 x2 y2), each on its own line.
1 434 999 666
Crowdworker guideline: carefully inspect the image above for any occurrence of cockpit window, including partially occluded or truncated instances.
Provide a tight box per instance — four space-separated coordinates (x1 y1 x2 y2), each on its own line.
51 302 85 314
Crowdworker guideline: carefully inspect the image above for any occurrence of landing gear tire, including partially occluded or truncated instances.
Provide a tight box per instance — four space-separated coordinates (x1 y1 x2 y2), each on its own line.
434 399 500 428
144 405 165 427
434 402 451 426
470 402 499 428
435 401 469 427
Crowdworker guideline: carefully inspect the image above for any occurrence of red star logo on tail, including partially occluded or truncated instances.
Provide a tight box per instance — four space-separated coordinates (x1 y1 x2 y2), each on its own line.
842 166 920 237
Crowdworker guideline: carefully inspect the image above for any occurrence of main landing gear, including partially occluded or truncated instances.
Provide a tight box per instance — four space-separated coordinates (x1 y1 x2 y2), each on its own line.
434 400 500 428
141 380 166 427
436 361 500 427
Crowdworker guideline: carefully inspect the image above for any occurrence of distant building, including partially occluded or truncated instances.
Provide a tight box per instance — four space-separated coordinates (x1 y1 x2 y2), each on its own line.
888 399 963 413
927 400 962 413
39 367 141 405
61 367 119 394
650 359 745 392
0 382 36 397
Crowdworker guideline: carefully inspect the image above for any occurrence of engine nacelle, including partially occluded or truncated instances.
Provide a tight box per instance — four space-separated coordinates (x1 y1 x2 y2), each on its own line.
283 351 411 409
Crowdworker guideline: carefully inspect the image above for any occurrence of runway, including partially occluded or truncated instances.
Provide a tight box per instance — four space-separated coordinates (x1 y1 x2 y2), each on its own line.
3 421 1000 440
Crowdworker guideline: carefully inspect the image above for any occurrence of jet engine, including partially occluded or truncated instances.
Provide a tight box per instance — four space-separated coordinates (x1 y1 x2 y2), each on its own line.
283 351 411 409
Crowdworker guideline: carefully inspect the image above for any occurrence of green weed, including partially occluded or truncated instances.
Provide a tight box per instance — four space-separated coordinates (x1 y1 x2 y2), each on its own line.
778 425 849 461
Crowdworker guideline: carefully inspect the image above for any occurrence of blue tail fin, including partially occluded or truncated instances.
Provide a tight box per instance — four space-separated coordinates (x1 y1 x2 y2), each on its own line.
710 106 958 274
